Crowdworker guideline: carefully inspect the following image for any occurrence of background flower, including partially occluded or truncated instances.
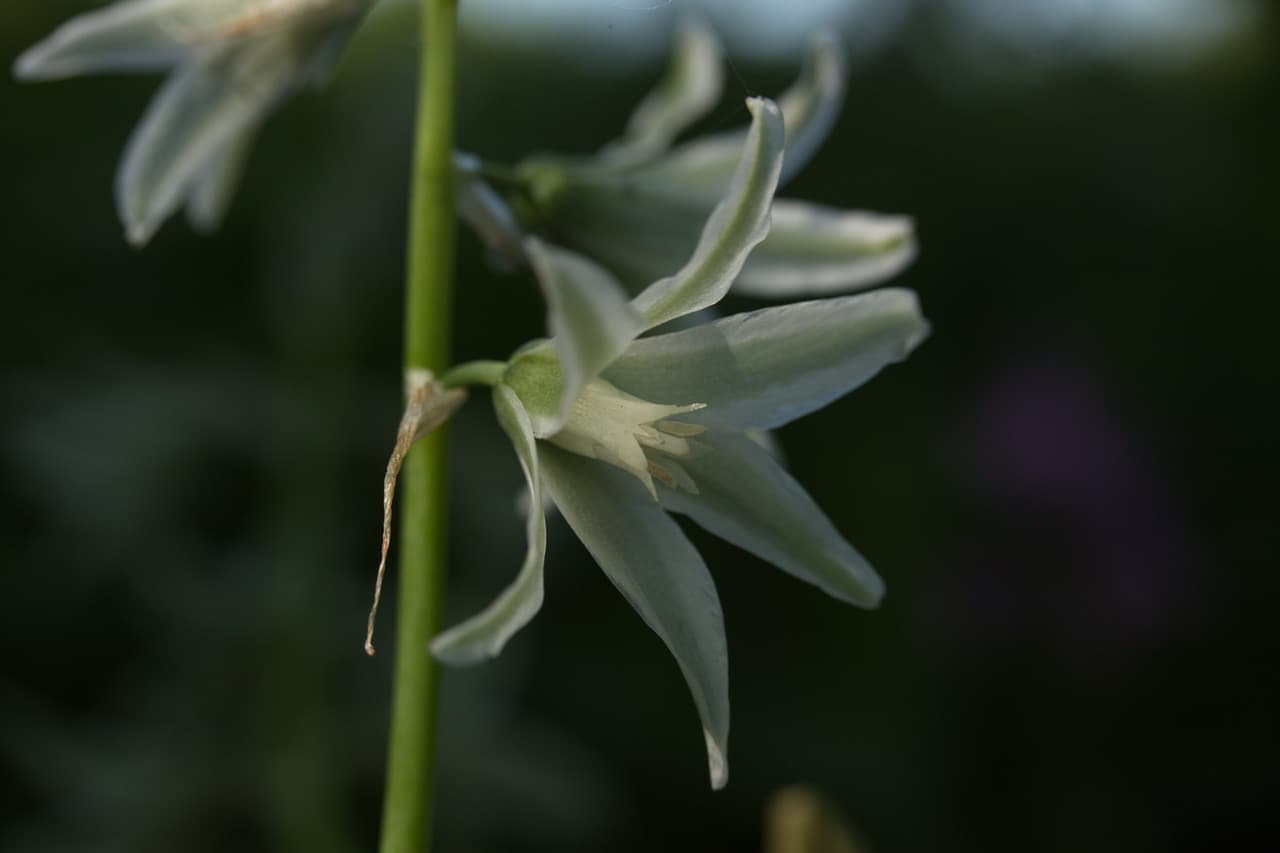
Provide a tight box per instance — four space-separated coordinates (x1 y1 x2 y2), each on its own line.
456 19 917 298
15 0 372 245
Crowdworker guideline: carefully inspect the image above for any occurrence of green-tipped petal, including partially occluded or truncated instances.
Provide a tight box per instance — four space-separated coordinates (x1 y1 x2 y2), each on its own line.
525 239 643 435
735 201 917 297
540 445 730 790
660 431 883 607
431 385 546 664
598 16 724 168
632 32 847 201
630 96 784 330
606 288 929 430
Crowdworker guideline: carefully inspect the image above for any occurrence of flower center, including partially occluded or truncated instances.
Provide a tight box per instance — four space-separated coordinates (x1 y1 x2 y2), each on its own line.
549 377 707 499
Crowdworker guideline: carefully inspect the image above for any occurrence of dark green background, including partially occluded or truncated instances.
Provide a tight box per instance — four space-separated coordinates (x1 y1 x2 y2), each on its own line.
2 2 1275 851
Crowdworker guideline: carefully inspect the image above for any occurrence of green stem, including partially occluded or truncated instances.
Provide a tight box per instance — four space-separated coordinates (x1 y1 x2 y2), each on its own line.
442 359 506 389
378 0 457 852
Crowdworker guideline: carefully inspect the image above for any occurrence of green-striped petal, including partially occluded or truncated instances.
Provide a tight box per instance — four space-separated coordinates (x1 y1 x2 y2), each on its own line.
630 96 784 330
540 445 730 789
631 32 847 201
735 201 917 297
772 30 846 185
598 16 724 168
524 239 643 435
431 385 546 664
659 431 883 607
605 288 929 430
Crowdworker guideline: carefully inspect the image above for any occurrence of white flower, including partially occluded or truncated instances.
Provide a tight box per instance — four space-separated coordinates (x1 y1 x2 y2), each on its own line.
456 19 917 299
14 0 371 246
433 98 929 789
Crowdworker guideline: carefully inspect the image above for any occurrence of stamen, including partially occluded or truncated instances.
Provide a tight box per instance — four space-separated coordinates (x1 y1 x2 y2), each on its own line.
649 455 700 494
648 460 677 489
655 419 707 438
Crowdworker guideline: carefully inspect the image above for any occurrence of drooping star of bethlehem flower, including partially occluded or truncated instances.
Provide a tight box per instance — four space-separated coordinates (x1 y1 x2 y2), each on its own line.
456 19 917 300
429 98 929 788
14 0 372 246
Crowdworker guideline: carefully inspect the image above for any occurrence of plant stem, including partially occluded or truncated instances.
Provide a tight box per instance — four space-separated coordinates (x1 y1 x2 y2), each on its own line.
378 0 457 851
442 359 506 389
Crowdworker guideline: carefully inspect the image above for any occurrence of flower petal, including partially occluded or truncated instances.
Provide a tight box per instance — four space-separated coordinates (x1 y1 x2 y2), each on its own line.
115 34 299 245
524 239 644 436
13 0 214 79
659 431 883 607
515 161 707 294
630 96 784 331
734 200 917 297
630 32 847 201
431 385 546 664
772 30 847 185
185 123 257 232
454 153 526 269
539 444 730 790
605 288 929 430
597 16 724 168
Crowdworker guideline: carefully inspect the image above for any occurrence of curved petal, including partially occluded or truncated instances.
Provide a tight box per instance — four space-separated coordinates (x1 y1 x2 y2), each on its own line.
13 0 229 79
454 154 526 269
631 32 847 201
517 161 708 294
539 444 730 790
772 30 846 185
597 16 724 168
734 201 917 297
605 288 929 430
659 431 884 607
524 239 643 435
115 33 298 245
431 385 546 664
185 122 257 232
115 12 360 245
630 96 784 331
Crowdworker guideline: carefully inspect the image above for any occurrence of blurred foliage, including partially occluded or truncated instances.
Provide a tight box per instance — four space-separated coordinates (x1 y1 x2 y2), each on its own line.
765 786 870 853
2 2 1276 852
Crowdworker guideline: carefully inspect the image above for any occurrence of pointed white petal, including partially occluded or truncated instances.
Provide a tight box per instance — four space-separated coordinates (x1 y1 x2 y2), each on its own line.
598 16 724 168
772 31 847 185
540 445 730 789
185 123 257 232
15 0 365 79
115 35 294 245
114 13 364 246
660 431 883 607
431 385 547 664
734 201 917 297
629 32 847 201
524 239 643 435
630 97 784 331
13 0 228 79
606 288 929 430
